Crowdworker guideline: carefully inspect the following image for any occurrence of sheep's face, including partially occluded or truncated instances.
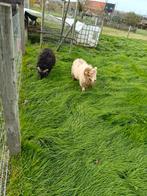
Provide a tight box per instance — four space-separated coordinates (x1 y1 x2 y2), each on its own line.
37 67 49 79
84 67 97 85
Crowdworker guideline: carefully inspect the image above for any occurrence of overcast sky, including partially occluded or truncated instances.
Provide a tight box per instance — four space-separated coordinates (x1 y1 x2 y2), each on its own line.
109 0 147 15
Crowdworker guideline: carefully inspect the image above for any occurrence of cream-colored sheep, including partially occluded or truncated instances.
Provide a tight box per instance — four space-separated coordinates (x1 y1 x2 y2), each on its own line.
71 58 97 91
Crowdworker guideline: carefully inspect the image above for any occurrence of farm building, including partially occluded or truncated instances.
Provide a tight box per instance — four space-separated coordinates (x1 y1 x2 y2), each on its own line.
84 0 115 15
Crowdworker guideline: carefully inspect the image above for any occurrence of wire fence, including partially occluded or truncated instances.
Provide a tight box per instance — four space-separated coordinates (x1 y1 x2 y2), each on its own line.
75 23 101 47
25 1 103 48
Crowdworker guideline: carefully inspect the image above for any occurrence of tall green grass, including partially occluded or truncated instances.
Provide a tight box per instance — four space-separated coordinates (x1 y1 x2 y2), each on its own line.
7 35 147 196
136 29 147 36
103 27 147 41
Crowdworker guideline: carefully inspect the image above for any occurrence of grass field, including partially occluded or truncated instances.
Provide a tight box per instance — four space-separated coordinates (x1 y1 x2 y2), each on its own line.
7 35 147 196
103 27 147 41
136 29 147 36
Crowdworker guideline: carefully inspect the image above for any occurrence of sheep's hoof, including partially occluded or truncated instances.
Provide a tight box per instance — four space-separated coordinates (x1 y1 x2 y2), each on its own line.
82 87 85 91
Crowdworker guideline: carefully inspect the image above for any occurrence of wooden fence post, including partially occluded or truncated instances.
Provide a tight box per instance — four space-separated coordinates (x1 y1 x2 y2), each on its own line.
18 2 25 54
127 25 131 39
70 0 78 52
24 0 30 8
0 3 21 155
40 0 46 47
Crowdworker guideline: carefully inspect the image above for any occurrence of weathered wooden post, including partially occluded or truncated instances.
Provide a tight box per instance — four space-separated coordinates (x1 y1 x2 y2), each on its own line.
70 0 78 52
24 0 30 8
40 0 46 47
0 3 21 155
127 25 131 39
18 2 25 54
60 0 70 42
24 0 29 44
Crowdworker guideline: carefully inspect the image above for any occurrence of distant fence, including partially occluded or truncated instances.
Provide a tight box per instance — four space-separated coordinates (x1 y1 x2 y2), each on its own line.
0 2 23 195
104 21 137 32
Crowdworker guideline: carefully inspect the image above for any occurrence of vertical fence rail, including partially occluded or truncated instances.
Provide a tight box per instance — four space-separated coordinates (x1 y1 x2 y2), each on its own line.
0 3 22 195
19 4 25 54
0 3 21 156
40 0 46 47
0 1 23 195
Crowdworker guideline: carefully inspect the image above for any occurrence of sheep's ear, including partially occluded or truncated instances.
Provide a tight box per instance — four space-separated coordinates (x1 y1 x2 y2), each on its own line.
92 67 97 74
37 67 41 72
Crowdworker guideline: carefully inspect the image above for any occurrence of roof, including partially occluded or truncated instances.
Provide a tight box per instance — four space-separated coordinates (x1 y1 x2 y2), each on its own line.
84 1 115 15
84 1 106 14
0 0 23 4
140 19 147 24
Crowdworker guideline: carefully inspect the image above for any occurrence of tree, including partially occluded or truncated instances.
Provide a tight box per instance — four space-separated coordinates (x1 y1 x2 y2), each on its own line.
124 12 141 26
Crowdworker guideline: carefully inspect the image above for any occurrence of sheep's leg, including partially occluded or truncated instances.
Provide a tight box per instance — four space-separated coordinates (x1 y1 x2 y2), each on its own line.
71 73 76 80
80 81 85 91
82 87 85 91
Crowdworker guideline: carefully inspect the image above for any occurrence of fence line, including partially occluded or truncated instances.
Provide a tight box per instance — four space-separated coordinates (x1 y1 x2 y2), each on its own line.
0 2 23 195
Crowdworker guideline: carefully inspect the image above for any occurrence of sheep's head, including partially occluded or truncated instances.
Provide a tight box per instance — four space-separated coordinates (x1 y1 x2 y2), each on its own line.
84 67 97 85
37 67 49 79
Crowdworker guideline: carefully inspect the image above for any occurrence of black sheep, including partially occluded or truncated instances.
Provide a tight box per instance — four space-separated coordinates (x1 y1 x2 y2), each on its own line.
25 11 38 27
37 48 56 79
